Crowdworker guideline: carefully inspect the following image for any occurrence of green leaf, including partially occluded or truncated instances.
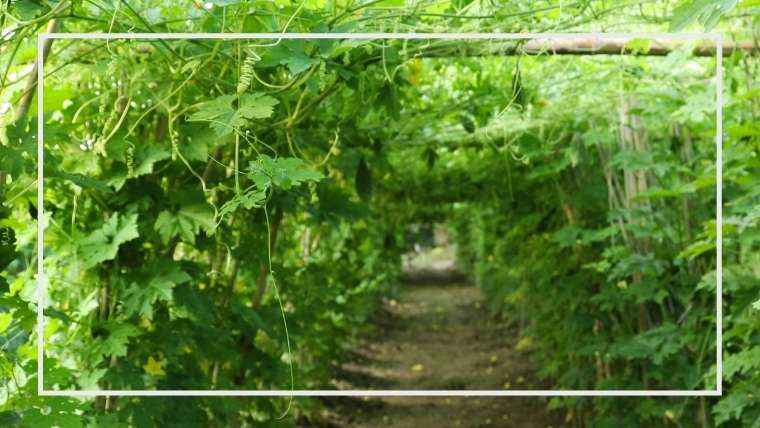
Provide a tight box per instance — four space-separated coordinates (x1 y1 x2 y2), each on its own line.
237 93 280 121
179 126 213 162
78 213 140 269
257 40 320 74
0 226 17 269
0 146 26 177
678 240 715 261
154 203 215 244
552 225 581 247
0 322 29 354
628 279 669 304
44 307 74 324
172 284 215 325
77 368 107 390
0 411 21 426
189 93 279 136
281 50 319 74
269 157 322 189
216 155 321 222
217 188 268 222
610 324 680 364
56 173 113 193
91 322 140 360
250 154 323 190
724 347 760 381
669 0 739 31
609 150 655 171
131 144 171 177
714 384 759 425
623 38 651 54
122 263 191 320
580 226 618 244
9 0 49 21
103 143 171 190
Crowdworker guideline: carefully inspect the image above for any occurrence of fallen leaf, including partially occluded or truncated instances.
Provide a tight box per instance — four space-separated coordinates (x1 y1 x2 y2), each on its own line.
411 363 424 372
516 336 533 352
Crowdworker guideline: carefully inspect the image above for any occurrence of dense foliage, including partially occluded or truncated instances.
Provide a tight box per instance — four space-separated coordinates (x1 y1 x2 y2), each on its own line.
444 52 719 426
0 1 758 427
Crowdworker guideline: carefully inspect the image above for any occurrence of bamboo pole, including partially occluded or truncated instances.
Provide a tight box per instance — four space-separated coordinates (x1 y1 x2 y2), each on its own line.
418 38 758 58
0 20 58 195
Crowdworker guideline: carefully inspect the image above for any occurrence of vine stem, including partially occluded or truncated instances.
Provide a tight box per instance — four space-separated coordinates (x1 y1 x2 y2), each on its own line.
235 132 240 194
264 205 295 419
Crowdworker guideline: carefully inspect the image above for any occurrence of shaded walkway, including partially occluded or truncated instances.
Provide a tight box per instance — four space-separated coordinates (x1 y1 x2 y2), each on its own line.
324 280 567 428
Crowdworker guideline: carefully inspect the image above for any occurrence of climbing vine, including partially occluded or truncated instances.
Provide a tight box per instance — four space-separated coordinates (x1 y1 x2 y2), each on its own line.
0 1 759 427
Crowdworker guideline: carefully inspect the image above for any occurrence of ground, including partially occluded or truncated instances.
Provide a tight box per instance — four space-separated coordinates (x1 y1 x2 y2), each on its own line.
321 278 569 428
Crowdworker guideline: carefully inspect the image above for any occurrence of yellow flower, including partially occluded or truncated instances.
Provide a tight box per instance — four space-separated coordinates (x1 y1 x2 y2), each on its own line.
143 355 166 376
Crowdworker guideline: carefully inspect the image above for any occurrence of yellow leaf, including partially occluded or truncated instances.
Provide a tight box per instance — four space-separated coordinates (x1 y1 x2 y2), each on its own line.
143 355 165 376
411 363 424 372
407 59 423 85
139 317 154 331
516 336 533 352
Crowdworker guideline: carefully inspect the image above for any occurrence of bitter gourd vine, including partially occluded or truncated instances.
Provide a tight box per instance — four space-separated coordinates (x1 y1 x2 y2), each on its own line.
0 1 758 428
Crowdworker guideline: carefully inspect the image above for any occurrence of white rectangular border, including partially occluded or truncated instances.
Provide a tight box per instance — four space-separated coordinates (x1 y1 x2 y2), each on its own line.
36 32 723 397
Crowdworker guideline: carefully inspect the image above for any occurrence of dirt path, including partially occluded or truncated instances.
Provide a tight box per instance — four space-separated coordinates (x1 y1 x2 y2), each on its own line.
325 281 567 428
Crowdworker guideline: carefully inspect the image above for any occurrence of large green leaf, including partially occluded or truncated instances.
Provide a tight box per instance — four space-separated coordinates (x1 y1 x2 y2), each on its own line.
77 213 140 269
122 263 191 320
251 154 324 190
90 322 141 360
154 203 215 244
669 0 739 31
188 93 279 136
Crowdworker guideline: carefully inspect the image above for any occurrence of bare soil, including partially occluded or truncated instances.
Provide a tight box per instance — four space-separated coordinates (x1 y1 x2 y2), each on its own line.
322 281 569 428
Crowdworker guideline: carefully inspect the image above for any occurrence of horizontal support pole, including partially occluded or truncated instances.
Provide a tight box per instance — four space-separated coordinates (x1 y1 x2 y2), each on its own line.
420 38 758 58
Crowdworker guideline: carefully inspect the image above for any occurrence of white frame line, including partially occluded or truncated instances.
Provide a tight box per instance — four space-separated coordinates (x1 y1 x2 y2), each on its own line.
37 32 723 398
